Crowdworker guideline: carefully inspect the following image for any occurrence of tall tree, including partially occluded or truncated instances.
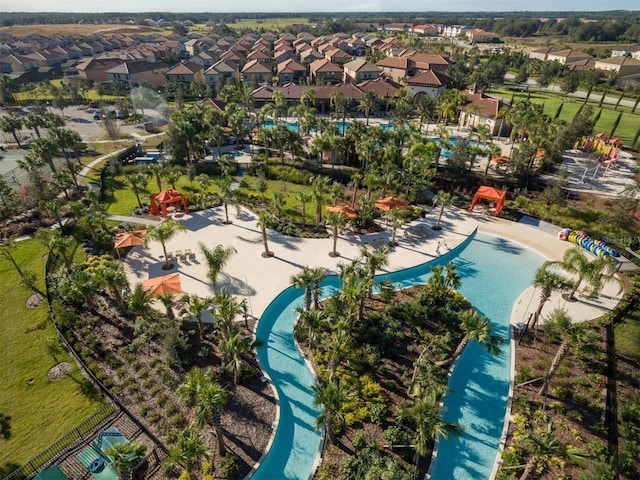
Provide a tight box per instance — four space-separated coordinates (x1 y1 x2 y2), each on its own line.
257 209 274 258
528 266 573 334
144 219 186 269
177 367 228 456
312 374 356 445
180 294 215 341
199 243 237 297
537 309 598 397
547 247 622 300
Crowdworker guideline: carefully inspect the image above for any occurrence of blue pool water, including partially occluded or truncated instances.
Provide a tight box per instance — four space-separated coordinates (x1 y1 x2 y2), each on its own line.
253 232 543 480
258 119 393 135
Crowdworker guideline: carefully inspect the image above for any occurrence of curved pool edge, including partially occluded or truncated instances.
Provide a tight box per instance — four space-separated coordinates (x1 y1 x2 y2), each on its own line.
248 226 478 480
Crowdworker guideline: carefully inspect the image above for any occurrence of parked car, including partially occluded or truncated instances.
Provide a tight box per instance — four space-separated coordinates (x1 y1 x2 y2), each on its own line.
88 101 99 108
93 111 101 120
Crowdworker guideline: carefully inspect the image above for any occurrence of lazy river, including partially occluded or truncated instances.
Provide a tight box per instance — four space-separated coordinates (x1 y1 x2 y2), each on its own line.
253 231 544 480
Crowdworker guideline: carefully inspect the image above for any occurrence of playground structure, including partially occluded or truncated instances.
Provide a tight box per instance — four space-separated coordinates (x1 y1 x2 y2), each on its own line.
574 133 623 181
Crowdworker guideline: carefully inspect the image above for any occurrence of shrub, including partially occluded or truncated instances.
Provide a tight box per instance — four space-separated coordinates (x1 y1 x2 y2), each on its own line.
218 453 242 479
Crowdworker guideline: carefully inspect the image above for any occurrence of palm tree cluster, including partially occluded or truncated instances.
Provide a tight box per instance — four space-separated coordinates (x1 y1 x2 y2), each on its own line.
292 257 503 477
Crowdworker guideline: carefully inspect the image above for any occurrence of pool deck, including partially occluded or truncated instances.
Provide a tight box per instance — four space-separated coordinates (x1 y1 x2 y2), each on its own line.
122 204 624 479
123 205 623 326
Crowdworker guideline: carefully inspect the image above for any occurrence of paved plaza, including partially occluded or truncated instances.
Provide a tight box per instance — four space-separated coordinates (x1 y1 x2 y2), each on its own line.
122 205 624 327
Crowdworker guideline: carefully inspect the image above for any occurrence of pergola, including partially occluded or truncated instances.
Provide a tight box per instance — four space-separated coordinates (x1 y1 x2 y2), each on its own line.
150 189 188 218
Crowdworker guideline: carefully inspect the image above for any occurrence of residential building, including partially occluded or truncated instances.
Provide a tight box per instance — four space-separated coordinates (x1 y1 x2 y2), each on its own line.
406 69 450 97
276 58 307 84
594 56 640 76
164 60 204 84
458 87 510 136
309 58 343 84
241 59 272 85
106 60 169 87
342 58 380 83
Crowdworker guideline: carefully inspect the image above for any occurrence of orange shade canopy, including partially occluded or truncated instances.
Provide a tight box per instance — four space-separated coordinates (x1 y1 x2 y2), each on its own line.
491 155 510 164
468 185 507 217
374 196 409 211
113 230 147 249
326 204 358 219
142 273 183 296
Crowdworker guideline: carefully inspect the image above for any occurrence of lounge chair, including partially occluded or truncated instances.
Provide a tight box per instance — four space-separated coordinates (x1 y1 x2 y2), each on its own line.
77 446 118 480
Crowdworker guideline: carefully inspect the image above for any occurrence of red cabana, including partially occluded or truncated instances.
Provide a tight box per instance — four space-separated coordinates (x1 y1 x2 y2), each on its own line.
609 138 623 147
469 186 507 217
150 189 189 217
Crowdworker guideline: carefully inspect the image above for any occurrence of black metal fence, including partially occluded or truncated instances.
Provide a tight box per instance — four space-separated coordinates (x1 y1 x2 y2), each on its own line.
2 404 116 480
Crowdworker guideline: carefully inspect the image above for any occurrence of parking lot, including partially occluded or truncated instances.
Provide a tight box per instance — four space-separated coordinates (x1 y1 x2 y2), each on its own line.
0 106 153 189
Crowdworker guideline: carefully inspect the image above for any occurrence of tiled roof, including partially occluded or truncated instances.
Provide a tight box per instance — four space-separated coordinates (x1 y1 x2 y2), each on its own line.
343 58 380 72
310 58 342 73
252 83 364 101
406 69 450 86
241 59 272 73
356 77 403 97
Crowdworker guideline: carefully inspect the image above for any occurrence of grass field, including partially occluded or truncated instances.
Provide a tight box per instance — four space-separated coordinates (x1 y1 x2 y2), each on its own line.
0 239 102 473
616 308 640 362
489 87 640 145
0 24 157 38
226 17 313 31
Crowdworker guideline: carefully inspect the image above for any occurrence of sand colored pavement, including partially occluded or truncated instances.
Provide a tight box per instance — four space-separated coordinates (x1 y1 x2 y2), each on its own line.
122 205 625 327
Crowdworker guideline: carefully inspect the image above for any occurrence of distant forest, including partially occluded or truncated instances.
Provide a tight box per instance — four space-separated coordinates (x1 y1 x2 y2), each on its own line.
1 11 639 42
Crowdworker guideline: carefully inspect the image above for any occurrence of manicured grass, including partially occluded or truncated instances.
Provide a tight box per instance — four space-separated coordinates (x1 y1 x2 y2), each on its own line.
616 310 640 362
0 239 101 472
488 87 640 145
239 176 321 223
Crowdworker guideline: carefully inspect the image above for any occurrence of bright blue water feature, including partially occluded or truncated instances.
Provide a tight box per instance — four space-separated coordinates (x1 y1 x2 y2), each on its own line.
253 232 543 480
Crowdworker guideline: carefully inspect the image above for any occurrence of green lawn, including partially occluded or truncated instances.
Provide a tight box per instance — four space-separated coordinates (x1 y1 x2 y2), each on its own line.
239 176 319 223
616 310 640 362
488 87 640 145
228 17 313 30
0 239 102 473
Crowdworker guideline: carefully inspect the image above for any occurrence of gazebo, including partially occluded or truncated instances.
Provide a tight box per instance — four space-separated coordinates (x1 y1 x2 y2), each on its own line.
469 186 507 217
150 189 188 217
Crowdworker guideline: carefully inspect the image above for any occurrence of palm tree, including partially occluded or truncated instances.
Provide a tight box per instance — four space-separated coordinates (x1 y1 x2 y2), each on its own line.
214 289 243 337
388 208 404 247
396 385 462 464
257 209 274 258
484 142 502 175
218 326 263 384
437 309 504 368
290 266 317 311
164 427 210 477
529 266 574 334
518 421 589 480
128 283 154 316
177 367 228 456
311 374 356 445
300 88 316 109
99 262 129 314
157 292 177 320
547 247 622 301
359 245 389 298
310 267 327 310
124 170 150 209
145 219 186 269
180 294 215 341
103 441 147 480
432 191 457 230
295 190 313 227
199 243 237 297
330 91 349 135
0 113 24 148
326 212 346 257
357 90 379 126
537 309 598 397
311 175 331 227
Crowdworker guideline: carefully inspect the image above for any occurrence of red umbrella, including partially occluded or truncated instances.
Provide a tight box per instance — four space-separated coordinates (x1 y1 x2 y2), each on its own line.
113 230 147 249
374 196 409 212
142 273 183 297
326 204 357 219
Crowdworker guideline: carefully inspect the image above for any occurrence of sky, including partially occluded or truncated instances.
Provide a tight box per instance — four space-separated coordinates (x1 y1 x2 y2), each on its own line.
2 0 639 13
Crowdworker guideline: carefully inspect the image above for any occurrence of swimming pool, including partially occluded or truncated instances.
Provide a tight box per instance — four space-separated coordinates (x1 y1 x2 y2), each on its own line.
258 119 393 135
252 232 543 480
